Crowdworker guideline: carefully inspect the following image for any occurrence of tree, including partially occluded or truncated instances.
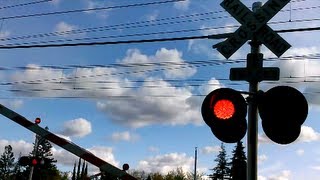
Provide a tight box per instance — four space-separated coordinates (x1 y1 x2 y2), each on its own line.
0 145 15 179
186 171 205 180
229 141 246 180
23 127 60 179
164 167 186 180
210 143 230 180
71 158 89 180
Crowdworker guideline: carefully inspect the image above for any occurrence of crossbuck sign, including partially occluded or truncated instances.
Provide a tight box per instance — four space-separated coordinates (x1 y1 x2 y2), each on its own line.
216 0 291 59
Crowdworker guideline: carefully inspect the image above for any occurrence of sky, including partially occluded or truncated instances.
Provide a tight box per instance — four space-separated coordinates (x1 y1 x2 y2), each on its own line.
0 0 319 179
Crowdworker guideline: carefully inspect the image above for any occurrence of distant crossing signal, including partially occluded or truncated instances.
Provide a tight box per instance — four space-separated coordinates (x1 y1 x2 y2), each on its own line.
201 88 247 143
18 156 42 166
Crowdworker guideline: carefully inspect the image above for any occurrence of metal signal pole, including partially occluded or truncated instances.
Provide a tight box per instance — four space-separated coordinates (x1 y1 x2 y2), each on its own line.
247 2 262 180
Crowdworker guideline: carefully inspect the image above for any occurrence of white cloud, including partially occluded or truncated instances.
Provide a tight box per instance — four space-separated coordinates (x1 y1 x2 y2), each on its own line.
0 139 33 157
154 48 197 78
51 145 119 175
9 47 202 128
259 168 291 180
85 0 109 19
259 126 320 144
111 131 139 142
119 48 197 79
198 78 223 95
60 118 92 138
0 139 120 177
97 77 202 128
258 134 272 144
297 126 320 142
0 31 10 39
311 166 320 171
148 146 159 153
258 175 267 180
174 0 190 11
146 10 159 21
268 170 291 180
10 64 129 98
296 149 304 156
54 22 78 37
0 99 24 109
119 49 154 78
201 146 220 154
258 170 291 180
50 0 61 5
258 154 268 163
262 46 320 107
136 153 193 174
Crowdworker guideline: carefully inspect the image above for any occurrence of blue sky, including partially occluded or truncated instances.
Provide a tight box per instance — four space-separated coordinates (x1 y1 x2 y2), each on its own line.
0 0 320 179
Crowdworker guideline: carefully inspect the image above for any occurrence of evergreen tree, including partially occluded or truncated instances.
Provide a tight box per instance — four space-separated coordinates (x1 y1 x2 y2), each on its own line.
71 158 89 180
211 143 230 180
23 127 60 179
0 145 15 179
72 161 76 180
77 158 81 179
230 141 247 180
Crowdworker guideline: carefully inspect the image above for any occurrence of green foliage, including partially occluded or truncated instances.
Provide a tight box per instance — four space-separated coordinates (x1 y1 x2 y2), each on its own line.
26 133 60 179
71 158 89 180
186 171 205 180
0 145 15 179
130 167 202 180
229 141 246 180
211 143 231 180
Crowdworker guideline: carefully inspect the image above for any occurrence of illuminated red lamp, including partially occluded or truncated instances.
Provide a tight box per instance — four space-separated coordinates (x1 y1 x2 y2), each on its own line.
202 88 247 143
35 118 41 124
213 99 235 120
32 158 38 166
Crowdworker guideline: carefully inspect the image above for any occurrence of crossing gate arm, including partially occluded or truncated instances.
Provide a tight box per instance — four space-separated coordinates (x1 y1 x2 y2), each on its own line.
0 104 136 180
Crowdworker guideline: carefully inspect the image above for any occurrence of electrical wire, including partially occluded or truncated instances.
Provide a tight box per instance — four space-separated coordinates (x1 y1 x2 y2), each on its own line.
0 0 186 21
0 26 319 49
0 14 229 42
2 53 320 87
1 3 319 43
3 16 320 47
0 0 53 10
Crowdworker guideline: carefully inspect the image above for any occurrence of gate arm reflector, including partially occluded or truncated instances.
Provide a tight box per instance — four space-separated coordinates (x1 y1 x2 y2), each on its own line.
0 104 136 180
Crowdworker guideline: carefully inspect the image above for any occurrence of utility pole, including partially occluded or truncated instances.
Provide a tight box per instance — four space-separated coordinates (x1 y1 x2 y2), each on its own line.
28 118 41 180
194 147 197 180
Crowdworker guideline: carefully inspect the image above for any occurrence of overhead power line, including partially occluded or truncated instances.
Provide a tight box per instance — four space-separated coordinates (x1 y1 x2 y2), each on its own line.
0 0 186 21
2 53 320 86
0 0 53 10
1 3 319 42
0 26 319 49
2 17 320 46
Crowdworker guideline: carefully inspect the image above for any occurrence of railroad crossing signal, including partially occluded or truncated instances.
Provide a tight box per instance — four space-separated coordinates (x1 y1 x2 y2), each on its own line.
229 53 280 82
216 0 291 59
258 86 308 144
201 88 247 143
201 86 308 144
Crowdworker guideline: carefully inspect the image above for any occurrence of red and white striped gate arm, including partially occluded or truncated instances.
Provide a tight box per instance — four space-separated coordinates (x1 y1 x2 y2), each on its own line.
0 104 136 180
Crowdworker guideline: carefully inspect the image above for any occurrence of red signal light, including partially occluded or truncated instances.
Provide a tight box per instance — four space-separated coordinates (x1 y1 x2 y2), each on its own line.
32 158 38 166
201 88 247 143
213 99 235 120
35 118 41 124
